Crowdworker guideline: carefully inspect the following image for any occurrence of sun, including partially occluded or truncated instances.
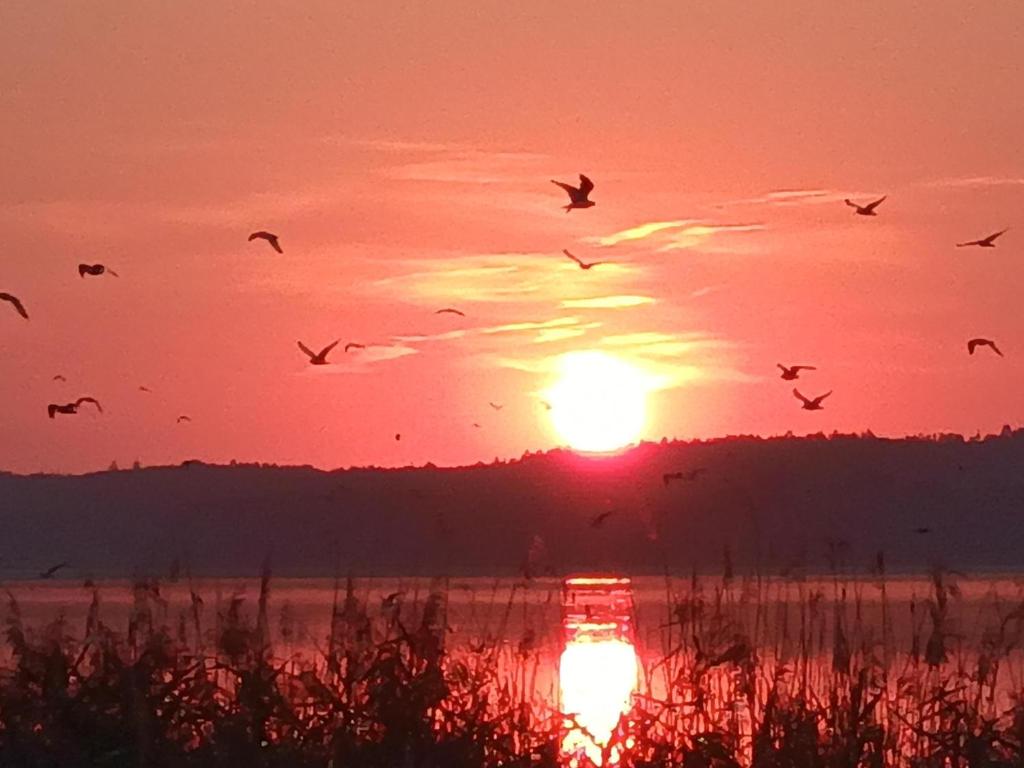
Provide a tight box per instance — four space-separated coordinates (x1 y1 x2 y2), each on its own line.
545 351 650 453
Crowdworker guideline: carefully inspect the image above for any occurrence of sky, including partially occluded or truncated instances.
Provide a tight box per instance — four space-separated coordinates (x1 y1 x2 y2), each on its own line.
1 1 1023 474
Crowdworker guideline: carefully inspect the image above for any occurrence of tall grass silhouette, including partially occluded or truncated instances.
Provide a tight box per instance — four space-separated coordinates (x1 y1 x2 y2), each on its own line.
4 559 1024 767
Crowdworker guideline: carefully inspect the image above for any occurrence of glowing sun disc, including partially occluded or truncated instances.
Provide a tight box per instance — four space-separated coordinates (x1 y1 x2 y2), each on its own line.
546 351 649 453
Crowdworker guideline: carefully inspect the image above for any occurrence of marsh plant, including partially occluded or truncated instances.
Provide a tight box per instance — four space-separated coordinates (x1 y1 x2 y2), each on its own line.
3 562 1024 767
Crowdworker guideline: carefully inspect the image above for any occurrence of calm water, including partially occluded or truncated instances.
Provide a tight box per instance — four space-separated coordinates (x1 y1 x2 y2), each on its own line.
6 572 1023 666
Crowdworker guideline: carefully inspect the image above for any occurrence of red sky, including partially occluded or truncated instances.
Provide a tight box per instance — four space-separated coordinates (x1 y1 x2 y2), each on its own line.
2 2 1023 474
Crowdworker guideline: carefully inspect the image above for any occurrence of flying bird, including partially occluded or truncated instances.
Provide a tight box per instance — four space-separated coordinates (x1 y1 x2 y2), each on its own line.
539 400 553 411
777 364 816 381
53 375 67 382
488 402 504 411
435 308 465 317
177 415 192 423
551 174 596 212
344 342 365 352
1 292 28 319
298 339 340 365
39 562 69 579
139 386 152 393
248 231 283 254
562 249 605 270
967 338 1003 357
844 196 887 216
957 229 1007 248
914 527 931 535
47 403 78 419
75 396 103 413
472 422 482 428
394 433 401 441
590 510 615 529
793 388 832 410
78 263 119 278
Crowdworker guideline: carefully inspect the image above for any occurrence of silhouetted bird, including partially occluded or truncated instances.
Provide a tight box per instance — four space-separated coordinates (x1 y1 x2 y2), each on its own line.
177 415 192 423
78 263 118 278
47 403 78 418
914 527 931 535
488 402 503 411
53 374 66 382
472 422 482 428
563 249 605 270
957 229 1007 248
435 308 465 317
968 338 1003 357
39 562 68 579
75 396 103 413
590 510 615 529
793 388 832 410
845 196 887 216
248 231 283 253
540 400 553 411
139 386 152 393
394 433 401 441
344 342 365 352
1 292 28 319
777 364 816 381
298 339 340 365
551 174 596 212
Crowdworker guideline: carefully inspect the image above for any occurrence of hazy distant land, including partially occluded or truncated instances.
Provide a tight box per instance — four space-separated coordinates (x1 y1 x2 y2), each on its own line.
2 429 1023 580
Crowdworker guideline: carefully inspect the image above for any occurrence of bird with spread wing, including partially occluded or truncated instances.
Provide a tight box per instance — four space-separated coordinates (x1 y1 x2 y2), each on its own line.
298 339 341 365
844 196 887 216
551 174 596 212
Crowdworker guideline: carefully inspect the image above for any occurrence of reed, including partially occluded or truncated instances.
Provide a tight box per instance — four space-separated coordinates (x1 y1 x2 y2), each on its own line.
3 564 1024 767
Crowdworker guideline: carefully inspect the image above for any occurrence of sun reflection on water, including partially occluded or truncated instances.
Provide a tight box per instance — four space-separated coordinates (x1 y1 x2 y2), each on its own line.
559 575 639 766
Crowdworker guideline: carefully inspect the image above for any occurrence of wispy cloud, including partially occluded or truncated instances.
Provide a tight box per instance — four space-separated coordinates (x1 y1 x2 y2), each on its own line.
392 330 468 344
493 330 752 392
561 295 655 309
370 252 640 308
160 184 354 227
765 189 832 202
384 149 550 185
335 137 468 154
658 223 764 251
923 176 1024 189
591 220 691 247
689 285 724 299
599 332 677 347
534 326 596 343
372 259 533 304
588 220 764 252
599 331 735 357
393 317 599 348
480 317 581 335
722 188 837 207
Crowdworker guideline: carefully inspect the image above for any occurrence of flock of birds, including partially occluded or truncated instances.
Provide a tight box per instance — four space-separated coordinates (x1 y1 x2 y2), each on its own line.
767 194 1008 413
552 181 1010 416
1 172 1014 579
0 173 1012 437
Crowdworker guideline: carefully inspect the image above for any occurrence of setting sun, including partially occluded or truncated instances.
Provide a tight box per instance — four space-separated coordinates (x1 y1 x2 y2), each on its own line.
546 351 650 453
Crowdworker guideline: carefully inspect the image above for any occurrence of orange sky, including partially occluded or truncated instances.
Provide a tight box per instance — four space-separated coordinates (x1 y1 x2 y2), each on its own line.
2 2 1023 474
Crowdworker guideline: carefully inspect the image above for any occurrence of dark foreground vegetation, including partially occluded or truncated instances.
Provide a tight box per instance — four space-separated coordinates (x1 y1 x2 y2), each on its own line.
4 564 1024 767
